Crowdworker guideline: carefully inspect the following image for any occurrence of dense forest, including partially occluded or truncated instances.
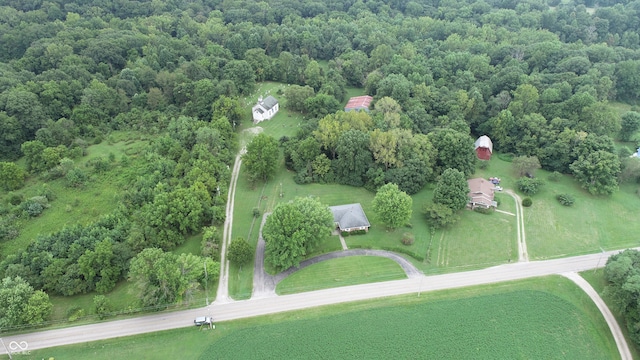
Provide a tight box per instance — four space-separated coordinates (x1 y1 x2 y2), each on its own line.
2 0 640 329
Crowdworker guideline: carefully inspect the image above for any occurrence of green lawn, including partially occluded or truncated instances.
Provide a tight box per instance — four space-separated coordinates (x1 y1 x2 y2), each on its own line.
276 256 407 295
20 276 618 360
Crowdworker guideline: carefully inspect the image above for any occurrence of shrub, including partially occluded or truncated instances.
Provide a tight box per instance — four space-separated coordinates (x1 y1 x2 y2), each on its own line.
7 192 23 206
341 231 350 237
252 207 261 218
474 207 493 214
65 167 88 188
556 193 575 206
477 160 489 170
66 306 85 322
522 197 532 207
401 232 415 246
497 153 514 162
20 196 50 217
93 295 112 320
227 238 253 264
548 171 562 182
516 177 544 195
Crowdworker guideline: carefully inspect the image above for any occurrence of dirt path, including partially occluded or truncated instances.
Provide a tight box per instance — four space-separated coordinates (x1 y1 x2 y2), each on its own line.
215 147 245 304
506 189 529 262
563 272 632 360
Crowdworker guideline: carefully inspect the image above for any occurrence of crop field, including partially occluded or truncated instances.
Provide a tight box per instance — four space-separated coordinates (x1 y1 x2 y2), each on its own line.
23 276 618 360
276 256 407 295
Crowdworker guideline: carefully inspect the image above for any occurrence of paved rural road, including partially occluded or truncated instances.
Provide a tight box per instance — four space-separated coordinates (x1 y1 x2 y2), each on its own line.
2 247 636 355
563 272 632 360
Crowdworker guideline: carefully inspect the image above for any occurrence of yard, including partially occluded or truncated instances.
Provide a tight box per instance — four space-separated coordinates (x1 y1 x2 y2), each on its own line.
22 276 618 360
276 256 407 295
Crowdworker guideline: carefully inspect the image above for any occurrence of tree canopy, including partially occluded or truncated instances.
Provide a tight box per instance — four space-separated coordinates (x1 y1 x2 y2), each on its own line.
243 133 279 183
263 197 334 271
372 183 413 230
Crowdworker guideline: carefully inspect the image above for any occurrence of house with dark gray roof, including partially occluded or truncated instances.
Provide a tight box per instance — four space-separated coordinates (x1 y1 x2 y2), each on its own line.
329 203 371 232
252 95 279 123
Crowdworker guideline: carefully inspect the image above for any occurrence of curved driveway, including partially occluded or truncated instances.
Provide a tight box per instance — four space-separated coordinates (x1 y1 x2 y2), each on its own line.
252 212 421 298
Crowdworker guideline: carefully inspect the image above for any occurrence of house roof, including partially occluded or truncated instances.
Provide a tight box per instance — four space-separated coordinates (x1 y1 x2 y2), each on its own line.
467 178 495 205
345 95 373 110
474 135 493 153
258 96 278 110
329 203 370 230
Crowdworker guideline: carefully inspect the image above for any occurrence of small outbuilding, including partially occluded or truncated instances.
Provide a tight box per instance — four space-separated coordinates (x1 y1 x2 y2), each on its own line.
252 96 279 123
344 95 373 112
467 178 497 210
474 135 493 161
329 203 371 232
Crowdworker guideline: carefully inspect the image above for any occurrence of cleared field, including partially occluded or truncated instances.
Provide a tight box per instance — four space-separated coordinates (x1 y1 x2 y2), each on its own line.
276 256 407 295
23 276 618 360
0 132 148 257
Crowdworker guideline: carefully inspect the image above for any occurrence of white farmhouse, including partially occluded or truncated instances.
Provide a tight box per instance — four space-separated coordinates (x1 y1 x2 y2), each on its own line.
252 96 279 123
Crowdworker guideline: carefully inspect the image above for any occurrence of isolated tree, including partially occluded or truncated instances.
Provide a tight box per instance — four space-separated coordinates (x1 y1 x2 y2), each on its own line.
243 133 279 183
570 150 621 195
228 238 253 265
0 161 25 191
511 156 541 177
433 169 469 211
263 197 334 271
372 183 413 229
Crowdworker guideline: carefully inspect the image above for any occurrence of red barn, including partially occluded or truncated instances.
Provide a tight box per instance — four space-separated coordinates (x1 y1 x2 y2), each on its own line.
474 135 493 160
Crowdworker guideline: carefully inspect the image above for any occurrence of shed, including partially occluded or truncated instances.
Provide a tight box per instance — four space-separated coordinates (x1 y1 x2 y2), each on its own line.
474 135 493 161
329 203 371 232
344 95 373 112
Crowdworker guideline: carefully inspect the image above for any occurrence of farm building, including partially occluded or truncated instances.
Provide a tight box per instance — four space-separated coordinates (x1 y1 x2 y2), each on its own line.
329 203 371 232
474 135 493 161
467 178 497 210
344 95 373 112
252 96 279 123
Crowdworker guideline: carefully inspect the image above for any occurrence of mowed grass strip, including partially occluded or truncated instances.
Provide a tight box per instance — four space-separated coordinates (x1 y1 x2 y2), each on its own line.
276 256 407 295
25 276 618 360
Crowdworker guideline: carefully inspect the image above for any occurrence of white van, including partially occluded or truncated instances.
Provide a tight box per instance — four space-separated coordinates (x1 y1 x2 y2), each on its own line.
194 316 212 326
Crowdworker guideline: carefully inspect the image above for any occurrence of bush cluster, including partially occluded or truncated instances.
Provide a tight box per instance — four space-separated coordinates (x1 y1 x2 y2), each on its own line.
556 193 575 206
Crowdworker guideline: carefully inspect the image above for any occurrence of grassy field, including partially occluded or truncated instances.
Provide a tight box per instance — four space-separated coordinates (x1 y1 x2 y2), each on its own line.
0 132 149 258
276 256 407 295
19 276 618 360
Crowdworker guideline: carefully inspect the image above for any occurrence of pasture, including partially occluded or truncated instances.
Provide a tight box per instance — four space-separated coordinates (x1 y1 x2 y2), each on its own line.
21 276 618 360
